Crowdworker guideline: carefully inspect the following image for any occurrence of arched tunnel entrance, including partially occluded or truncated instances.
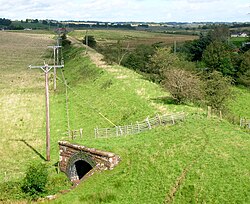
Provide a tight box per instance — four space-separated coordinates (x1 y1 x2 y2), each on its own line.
66 152 96 182
74 160 93 180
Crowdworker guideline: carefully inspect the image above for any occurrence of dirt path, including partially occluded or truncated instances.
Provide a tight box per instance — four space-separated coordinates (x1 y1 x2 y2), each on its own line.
68 36 110 69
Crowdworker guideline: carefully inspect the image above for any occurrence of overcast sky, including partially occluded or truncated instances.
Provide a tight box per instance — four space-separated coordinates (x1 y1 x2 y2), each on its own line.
0 0 249 22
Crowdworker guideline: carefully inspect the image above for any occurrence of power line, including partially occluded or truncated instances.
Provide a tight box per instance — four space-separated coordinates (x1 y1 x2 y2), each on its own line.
56 75 117 127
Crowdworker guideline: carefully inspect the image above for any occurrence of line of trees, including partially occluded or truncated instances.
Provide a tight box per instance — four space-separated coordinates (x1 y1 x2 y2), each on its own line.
79 25 249 110
0 18 11 26
117 26 250 109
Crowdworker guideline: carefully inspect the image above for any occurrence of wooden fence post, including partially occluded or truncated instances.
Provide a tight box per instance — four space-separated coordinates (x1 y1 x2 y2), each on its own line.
116 126 118 136
146 117 152 129
171 115 175 124
136 121 140 133
219 111 222 120
79 128 83 139
207 106 211 118
157 114 162 125
119 126 123 136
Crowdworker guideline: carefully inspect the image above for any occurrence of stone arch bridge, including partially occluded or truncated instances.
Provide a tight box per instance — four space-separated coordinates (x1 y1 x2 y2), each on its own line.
58 141 120 183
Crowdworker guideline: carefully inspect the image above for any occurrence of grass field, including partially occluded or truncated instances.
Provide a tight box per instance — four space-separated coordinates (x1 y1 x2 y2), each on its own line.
0 31 54 181
0 31 71 201
230 37 248 48
0 30 249 203
69 29 197 48
228 86 250 118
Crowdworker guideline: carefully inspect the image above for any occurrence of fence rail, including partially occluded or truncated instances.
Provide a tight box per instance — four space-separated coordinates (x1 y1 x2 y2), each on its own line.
207 106 249 129
240 118 250 128
94 113 185 138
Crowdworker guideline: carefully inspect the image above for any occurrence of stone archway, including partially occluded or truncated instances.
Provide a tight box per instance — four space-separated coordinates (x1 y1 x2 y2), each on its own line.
66 151 96 182
59 141 120 183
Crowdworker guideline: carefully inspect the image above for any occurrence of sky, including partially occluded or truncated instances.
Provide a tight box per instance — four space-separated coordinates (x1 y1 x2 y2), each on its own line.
0 0 249 22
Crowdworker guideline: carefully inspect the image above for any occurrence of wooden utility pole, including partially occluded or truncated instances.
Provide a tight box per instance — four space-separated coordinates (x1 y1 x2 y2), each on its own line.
48 45 62 91
174 41 177 54
85 30 88 54
29 63 64 161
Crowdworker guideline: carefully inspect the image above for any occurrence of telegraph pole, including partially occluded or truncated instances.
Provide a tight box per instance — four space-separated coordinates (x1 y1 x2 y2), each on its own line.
29 63 64 161
48 45 62 91
85 30 88 54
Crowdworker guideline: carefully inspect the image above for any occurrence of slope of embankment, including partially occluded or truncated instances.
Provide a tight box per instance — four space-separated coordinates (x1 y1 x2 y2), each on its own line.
49 38 250 204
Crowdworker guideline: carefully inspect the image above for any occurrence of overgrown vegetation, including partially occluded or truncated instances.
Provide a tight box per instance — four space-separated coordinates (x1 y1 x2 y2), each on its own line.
82 35 97 48
21 163 48 199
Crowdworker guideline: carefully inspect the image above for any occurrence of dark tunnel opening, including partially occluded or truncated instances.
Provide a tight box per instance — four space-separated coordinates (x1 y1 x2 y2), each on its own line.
74 160 93 180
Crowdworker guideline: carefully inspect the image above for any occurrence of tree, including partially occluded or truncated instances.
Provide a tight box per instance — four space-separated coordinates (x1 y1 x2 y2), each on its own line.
0 18 11 26
61 33 71 47
147 47 196 82
42 20 48 25
237 50 250 87
122 44 155 73
203 71 233 110
209 25 230 43
178 33 212 61
82 35 96 48
162 68 204 104
149 47 180 73
202 41 234 76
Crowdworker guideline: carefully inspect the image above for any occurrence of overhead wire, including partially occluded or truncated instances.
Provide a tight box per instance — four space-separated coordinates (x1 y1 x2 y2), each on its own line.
52 33 117 128
56 74 117 127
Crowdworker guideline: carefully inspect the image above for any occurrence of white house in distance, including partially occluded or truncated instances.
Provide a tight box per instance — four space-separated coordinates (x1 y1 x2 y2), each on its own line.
231 32 249 37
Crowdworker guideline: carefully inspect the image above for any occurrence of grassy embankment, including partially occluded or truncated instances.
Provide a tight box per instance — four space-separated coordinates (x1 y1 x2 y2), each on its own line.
0 30 249 203
49 37 249 203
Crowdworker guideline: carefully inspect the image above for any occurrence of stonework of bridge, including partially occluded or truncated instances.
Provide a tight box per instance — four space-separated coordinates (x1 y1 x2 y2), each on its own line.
59 141 120 183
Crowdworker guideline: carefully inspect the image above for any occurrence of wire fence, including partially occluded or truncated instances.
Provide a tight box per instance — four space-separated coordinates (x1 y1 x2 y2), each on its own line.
240 118 250 129
94 112 185 139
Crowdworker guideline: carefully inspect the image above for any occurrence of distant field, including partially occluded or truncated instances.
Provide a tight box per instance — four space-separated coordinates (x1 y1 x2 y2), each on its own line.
230 37 248 47
0 31 54 181
70 29 198 48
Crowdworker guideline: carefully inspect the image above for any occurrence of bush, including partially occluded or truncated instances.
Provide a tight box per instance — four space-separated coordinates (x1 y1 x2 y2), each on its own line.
21 162 48 199
83 35 97 48
203 71 233 110
61 33 71 47
162 68 204 104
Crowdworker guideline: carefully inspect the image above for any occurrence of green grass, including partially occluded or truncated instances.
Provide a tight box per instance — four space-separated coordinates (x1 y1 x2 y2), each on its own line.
228 86 250 118
0 31 71 201
50 117 250 204
230 37 248 48
48 43 249 203
1 31 250 203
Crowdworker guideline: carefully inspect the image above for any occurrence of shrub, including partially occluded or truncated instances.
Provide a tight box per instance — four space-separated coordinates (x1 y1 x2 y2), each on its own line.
83 35 96 48
162 68 204 104
203 71 233 110
61 33 71 47
21 162 48 199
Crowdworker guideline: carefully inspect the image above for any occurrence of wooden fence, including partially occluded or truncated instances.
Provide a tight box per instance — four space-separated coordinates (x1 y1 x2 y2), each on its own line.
94 113 185 138
240 118 250 128
207 106 249 129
